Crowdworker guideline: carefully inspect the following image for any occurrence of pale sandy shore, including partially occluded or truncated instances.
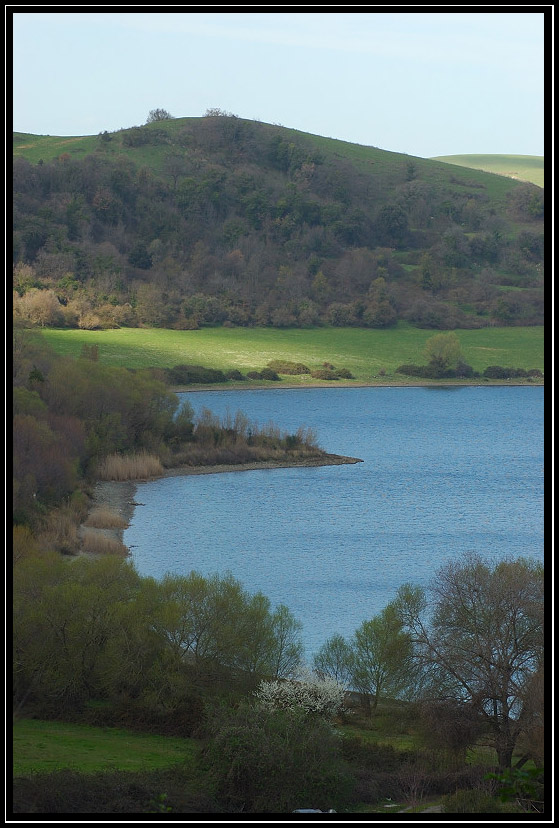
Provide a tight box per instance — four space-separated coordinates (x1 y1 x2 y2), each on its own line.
80 453 362 556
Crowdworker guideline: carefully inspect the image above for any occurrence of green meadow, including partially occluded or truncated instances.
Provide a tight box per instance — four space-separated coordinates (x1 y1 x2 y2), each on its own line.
431 154 544 188
13 718 197 777
38 324 544 384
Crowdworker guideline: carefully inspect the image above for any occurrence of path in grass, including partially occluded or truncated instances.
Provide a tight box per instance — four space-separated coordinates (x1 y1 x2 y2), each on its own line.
13 718 198 777
38 324 544 382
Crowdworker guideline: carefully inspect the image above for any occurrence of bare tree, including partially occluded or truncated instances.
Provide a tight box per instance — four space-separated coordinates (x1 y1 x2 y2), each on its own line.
396 553 544 769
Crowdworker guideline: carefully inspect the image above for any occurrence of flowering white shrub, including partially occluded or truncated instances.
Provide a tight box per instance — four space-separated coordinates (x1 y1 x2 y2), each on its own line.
255 665 348 720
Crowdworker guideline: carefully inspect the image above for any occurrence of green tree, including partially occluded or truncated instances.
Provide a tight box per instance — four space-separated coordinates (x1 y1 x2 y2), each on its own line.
423 331 464 373
350 603 414 713
314 604 414 714
395 553 544 769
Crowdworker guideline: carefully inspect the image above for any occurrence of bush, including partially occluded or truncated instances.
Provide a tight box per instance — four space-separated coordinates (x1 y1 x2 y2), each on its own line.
259 367 281 381
442 788 505 813
246 371 262 380
311 369 339 380
267 360 311 375
224 369 245 380
201 702 354 813
255 668 348 720
395 363 428 377
334 368 354 379
167 364 227 385
340 736 403 772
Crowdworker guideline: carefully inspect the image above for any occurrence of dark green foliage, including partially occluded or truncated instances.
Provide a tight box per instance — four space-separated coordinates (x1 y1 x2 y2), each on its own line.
167 364 227 384
201 702 354 813
483 365 542 379
340 737 404 772
258 367 281 381
12 769 219 814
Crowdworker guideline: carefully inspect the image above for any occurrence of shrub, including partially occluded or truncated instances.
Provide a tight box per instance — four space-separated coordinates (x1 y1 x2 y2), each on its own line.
258 367 281 381
167 364 227 385
340 736 403 771
255 668 348 721
483 365 509 379
246 371 262 380
335 368 354 379
311 369 339 380
395 363 428 377
455 361 474 378
267 360 311 375
442 788 505 813
201 702 354 813
224 369 245 380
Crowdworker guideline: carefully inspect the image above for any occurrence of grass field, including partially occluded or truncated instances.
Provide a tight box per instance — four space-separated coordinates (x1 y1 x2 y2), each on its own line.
37 324 545 384
431 154 544 188
13 718 197 777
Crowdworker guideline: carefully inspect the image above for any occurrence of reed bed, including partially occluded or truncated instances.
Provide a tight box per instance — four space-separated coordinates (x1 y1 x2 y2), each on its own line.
84 507 129 529
95 452 164 481
80 528 129 556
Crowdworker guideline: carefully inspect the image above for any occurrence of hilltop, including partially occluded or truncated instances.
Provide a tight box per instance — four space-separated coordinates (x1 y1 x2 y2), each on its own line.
13 114 543 331
431 154 544 188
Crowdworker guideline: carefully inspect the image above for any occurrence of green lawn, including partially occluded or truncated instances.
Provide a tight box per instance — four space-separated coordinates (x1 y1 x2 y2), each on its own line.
37 323 544 383
13 718 198 777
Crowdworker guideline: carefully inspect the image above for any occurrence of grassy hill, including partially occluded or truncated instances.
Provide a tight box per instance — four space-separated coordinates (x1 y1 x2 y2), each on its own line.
13 116 544 332
431 154 544 188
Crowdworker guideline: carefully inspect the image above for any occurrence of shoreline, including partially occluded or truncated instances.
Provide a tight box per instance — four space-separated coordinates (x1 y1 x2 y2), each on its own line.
79 453 362 556
170 379 543 393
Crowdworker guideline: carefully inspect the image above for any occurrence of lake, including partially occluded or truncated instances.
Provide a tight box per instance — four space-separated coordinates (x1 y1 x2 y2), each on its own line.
124 386 544 660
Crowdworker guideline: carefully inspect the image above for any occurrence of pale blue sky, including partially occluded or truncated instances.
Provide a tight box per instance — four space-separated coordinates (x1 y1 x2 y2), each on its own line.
11 10 547 158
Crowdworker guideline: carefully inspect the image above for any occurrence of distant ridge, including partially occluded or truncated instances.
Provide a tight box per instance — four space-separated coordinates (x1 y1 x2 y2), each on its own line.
431 154 543 188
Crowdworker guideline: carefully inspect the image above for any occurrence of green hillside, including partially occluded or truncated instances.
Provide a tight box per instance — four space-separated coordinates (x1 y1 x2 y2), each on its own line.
431 154 544 188
13 115 544 332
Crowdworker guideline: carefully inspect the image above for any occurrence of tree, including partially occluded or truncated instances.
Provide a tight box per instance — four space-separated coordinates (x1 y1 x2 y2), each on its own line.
395 553 544 768
423 331 464 373
350 603 414 713
146 108 173 123
255 665 347 720
313 634 354 686
314 603 414 714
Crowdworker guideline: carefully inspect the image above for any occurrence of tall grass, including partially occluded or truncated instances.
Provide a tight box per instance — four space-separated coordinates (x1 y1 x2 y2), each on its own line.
95 452 164 481
84 507 129 529
79 528 129 556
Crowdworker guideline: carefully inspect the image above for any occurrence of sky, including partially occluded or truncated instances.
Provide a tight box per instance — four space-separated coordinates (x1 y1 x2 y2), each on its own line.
11 9 547 159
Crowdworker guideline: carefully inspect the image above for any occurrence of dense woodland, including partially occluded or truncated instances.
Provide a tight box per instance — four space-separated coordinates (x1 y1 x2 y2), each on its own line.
13 113 544 331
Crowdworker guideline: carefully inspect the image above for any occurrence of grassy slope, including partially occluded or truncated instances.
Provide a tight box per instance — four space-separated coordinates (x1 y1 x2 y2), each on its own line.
13 718 198 776
38 324 545 382
431 154 544 188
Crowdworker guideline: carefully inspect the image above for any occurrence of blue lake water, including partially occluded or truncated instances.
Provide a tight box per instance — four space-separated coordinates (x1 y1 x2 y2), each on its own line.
125 387 544 660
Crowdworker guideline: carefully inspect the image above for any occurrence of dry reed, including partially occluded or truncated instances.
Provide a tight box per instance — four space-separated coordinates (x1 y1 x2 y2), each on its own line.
84 506 129 529
96 452 164 481
80 528 129 556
